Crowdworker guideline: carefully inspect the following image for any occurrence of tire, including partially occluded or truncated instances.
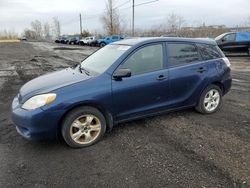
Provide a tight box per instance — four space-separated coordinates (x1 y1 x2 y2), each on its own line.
100 42 106 47
61 106 106 148
195 84 222 114
248 46 250 56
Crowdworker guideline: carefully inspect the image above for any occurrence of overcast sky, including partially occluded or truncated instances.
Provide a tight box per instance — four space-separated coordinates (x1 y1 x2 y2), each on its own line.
0 0 249 35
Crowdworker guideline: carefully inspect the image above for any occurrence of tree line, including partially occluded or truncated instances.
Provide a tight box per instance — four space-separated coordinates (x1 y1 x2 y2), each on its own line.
23 17 61 40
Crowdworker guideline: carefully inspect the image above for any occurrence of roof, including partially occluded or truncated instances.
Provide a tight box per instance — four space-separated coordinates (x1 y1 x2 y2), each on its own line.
113 37 217 46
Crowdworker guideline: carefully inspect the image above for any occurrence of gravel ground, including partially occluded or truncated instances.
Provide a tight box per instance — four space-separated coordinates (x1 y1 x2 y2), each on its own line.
0 42 249 188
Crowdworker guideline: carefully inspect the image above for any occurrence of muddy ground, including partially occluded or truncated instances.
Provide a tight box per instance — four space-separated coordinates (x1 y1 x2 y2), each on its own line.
0 41 249 188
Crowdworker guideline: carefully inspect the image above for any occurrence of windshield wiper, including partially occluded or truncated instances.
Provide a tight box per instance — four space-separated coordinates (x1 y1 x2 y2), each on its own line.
79 64 90 76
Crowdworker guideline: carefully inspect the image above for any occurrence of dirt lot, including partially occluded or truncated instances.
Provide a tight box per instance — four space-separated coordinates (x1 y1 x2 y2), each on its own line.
0 41 249 188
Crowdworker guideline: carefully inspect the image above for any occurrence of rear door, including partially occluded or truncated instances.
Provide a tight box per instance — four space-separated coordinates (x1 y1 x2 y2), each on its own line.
167 42 208 108
112 43 169 121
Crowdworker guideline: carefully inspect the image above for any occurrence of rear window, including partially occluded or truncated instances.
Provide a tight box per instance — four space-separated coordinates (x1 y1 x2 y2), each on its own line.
197 44 222 60
168 43 200 67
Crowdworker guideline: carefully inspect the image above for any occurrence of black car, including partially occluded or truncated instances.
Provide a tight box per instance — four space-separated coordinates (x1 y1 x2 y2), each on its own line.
215 32 250 55
68 37 80 45
60 37 68 44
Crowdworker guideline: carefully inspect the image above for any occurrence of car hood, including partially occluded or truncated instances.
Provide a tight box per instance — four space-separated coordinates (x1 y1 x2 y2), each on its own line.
19 67 91 103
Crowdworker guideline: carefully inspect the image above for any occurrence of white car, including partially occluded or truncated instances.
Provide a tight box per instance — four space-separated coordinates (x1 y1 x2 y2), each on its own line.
79 36 96 46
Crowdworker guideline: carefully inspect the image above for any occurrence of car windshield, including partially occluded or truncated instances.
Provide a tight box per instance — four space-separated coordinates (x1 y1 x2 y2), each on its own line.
80 44 131 75
215 33 226 40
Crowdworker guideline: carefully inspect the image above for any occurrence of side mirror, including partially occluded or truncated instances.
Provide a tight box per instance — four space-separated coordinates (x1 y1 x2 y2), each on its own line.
113 68 131 80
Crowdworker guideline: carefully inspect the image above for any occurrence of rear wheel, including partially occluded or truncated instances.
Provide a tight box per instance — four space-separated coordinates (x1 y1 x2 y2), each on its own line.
61 106 106 148
195 85 222 114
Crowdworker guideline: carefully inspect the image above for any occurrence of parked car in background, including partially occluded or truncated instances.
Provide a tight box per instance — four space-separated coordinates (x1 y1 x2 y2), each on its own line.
67 36 80 45
54 37 61 43
60 36 69 44
11 37 231 148
97 35 124 47
79 36 96 46
215 32 250 55
20 37 27 41
89 39 98 47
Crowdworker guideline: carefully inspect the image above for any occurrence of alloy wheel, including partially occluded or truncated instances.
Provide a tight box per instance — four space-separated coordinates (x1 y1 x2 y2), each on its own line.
70 114 101 144
203 89 220 112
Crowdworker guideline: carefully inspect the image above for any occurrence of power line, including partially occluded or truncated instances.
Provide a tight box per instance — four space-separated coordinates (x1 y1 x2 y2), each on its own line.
134 0 159 7
114 0 131 9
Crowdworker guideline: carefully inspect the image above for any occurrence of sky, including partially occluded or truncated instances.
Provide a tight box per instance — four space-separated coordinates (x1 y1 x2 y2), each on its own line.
0 0 249 35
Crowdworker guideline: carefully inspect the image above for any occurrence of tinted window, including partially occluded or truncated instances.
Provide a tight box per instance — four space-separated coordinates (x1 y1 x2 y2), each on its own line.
120 44 163 75
168 43 200 67
223 33 235 41
197 44 221 60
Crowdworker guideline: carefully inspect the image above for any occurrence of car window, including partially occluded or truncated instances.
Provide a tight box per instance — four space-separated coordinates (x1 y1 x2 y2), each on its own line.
112 36 118 39
197 44 221 60
223 33 235 42
81 45 131 75
168 43 200 67
120 44 163 75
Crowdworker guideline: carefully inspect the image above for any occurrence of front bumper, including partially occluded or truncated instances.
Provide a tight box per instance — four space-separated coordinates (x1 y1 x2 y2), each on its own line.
11 95 61 140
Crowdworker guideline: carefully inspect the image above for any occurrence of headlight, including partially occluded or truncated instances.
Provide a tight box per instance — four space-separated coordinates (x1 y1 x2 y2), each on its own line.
22 93 57 110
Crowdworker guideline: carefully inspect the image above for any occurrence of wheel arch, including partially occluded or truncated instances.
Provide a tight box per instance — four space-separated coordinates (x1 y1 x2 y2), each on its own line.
57 102 114 138
211 81 225 95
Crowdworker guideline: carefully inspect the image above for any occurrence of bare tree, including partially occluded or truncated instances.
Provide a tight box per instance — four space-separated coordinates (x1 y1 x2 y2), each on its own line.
0 29 18 39
166 13 185 34
43 22 50 39
52 17 61 38
101 0 121 35
247 16 250 26
23 29 37 39
31 20 42 39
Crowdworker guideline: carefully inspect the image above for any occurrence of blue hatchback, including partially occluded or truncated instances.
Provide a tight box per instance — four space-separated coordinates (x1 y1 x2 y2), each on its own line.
11 37 232 148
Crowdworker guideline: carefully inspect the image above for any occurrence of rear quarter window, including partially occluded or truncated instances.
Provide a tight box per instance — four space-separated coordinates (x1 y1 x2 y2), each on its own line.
168 43 200 67
197 44 222 61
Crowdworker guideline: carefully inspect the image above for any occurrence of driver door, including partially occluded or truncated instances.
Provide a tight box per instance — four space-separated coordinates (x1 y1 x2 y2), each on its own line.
220 33 236 52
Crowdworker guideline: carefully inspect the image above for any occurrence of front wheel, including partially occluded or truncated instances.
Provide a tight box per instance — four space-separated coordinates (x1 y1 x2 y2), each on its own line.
100 42 106 47
61 106 106 148
195 85 222 114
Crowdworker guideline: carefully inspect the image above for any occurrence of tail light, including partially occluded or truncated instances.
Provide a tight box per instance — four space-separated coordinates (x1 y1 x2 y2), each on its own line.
222 57 231 67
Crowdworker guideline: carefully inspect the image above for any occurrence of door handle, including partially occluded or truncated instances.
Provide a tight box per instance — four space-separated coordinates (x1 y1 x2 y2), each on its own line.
157 75 167 80
197 67 206 73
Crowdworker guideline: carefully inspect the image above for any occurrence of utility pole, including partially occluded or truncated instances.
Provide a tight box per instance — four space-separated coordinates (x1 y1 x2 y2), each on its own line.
110 0 113 35
132 0 135 37
79 13 83 37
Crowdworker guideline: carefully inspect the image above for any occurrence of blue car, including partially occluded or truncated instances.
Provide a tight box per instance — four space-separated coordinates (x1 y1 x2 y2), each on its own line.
97 35 124 47
11 37 232 148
